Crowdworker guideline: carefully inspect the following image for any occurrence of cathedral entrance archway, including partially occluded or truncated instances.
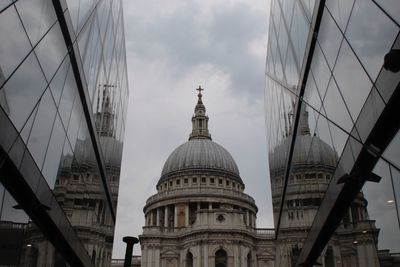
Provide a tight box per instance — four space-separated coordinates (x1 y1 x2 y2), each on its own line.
215 248 227 267
186 251 193 267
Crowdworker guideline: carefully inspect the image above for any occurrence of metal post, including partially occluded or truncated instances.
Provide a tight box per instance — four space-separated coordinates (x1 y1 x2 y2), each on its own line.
123 236 139 267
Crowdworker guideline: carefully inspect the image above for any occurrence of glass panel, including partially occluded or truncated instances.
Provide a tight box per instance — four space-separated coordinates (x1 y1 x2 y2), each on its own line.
375 0 400 26
310 44 331 99
42 113 67 189
383 129 400 170
35 22 68 81
325 0 354 32
0 184 69 266
15 0 57 47
317 8 343 70
391 166 400 224
323 77 354 133
300 0 316 22
346 0 399 81
355 87 385 143
26 89 57 169
58 65 77 129
0 5 32 83
315 108 349 158
375 34 400 104
49 56 70 106
0 52 47 131
364 159 400 253
290 1 309 68
303 72 323 111
66 92 83 149
284 45 299 88
0 1 12 12
333 40 373 122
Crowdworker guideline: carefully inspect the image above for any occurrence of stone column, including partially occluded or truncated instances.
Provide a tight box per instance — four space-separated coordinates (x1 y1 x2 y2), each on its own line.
196 245 201 267
204 243 209 267
156 208 160 226
209 202 212 210
155 246 160 267
148 211 153 226
164 206 169 227
174 205 178 228
141 245 148 267
185 204 189 226
234 245 239 267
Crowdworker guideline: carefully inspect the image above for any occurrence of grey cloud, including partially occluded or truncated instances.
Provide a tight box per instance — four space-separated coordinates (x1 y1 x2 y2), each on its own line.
125 1 267 100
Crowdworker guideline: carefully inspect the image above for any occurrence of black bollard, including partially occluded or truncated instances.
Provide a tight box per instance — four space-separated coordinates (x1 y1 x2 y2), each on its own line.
122 236 139 267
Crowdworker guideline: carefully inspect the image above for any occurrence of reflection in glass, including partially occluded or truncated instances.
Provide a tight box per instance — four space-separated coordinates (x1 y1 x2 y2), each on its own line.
0 184 69 266
323 77 354 133
366 160 400 253
317 8 343 70
325 0 354 31
0 52 47 131
346 0 398 81
15 0 57 47
35 22 68 81
27 89 57 168
333 40 373 121
0 5 32 84
375 0 400 26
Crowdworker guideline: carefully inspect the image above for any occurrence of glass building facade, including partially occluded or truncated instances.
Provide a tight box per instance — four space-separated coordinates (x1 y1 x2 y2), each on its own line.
0 0 128 266
265 0 400 266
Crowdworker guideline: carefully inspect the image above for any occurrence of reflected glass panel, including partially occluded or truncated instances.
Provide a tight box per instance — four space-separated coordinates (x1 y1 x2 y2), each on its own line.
0 184 69 266
317 8 343 70
375 0 400 29
315 108 349 158
323 77 354 133
35 22 68 81
333 40 373 121
0 1 12 12
355 87 385 143
365 159 400 253
15 0 57 47
300 0 316 22
383 129 400 170
49 56 70 105
346 0 398 81
0 52 47 131
58 65 77 129
26 89 57 168
42 113 66 189
310 44 331 99
284 46 299 88
325 0 354 32
303 72 323 111
290 1 309 68
0 5 32 83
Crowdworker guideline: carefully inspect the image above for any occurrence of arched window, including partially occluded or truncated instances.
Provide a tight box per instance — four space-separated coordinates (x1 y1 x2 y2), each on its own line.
215 248 227 267
186 251 193 267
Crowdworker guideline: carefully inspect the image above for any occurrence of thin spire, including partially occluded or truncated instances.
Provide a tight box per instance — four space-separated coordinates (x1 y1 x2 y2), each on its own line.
189 86 212 140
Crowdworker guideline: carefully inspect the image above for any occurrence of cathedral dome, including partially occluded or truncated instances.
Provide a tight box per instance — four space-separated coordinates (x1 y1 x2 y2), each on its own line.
160 139 241 181
269 134 338 174
158 87 243 184
269 108 338 175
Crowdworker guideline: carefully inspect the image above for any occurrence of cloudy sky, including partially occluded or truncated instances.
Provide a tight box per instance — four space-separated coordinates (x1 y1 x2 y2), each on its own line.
112 0 272 257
